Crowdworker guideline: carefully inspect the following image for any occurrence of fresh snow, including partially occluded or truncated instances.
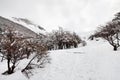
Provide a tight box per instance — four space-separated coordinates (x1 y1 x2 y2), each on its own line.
1 40 120 80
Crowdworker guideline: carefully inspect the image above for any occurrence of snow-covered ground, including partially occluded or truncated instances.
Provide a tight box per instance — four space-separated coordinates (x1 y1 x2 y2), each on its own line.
1 40 120 80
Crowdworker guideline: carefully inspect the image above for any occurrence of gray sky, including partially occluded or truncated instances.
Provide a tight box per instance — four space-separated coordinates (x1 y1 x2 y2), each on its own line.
0 0 120 34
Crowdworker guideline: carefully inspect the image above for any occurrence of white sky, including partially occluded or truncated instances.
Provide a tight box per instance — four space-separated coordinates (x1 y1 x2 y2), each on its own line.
0 0 120 34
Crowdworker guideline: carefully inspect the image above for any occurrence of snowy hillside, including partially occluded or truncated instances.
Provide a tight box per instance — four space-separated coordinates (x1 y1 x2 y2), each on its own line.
6 17 46 34
0 16 37 37
0 40 120 80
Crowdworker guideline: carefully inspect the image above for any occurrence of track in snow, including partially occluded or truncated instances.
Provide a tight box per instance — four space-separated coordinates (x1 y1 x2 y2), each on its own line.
1 41 120 80
30 41 120 80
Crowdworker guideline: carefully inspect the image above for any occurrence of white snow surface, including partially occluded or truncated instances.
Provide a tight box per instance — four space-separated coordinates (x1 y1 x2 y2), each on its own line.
1 40 120 80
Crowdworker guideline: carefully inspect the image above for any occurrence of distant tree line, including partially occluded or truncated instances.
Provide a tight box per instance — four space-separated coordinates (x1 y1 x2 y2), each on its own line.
89 12 120 51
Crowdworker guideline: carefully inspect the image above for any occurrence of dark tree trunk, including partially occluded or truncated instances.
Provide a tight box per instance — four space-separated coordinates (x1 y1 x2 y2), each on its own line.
7 58 11 74
74 42 78 48
7 54 15 74
22 55 37 72
113 45 117 51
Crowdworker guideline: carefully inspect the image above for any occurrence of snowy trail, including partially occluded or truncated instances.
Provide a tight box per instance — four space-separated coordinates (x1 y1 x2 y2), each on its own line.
1 40 120 80
30 41 120 80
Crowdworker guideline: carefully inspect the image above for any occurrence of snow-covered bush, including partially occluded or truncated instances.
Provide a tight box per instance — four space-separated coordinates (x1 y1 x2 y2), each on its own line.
0 27 48 75
0 27 29 74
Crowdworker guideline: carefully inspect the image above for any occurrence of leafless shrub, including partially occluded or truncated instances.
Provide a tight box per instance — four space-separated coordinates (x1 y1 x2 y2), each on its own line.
0 27 33 74
92 21 120 51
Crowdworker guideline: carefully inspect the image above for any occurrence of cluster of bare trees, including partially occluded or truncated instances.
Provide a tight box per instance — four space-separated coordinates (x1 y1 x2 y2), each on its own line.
38 27 82 50
0 26 82 77
0 27 48 75
89 12 120 51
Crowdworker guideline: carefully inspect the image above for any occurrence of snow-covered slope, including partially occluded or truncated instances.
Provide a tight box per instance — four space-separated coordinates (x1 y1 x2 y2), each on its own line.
1 40 120 80
7 17 46 34
0 16 37 37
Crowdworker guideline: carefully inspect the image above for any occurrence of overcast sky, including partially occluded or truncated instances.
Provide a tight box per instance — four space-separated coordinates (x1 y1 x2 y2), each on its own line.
0 0 120 34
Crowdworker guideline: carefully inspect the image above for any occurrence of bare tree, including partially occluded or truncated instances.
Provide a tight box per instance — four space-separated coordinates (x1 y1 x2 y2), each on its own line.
0 27 32 74
113 12 120 21
92 21 120 51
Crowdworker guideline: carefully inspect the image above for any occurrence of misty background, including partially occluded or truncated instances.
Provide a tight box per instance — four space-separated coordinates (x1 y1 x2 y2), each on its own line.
0 0 120 34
